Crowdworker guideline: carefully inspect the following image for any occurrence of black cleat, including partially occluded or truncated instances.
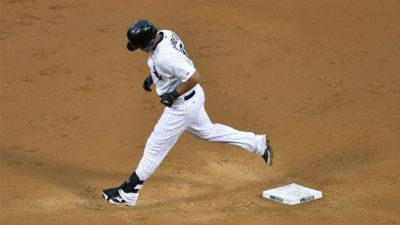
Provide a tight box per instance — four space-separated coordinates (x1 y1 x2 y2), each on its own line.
102 186 138 206
102 172 143 206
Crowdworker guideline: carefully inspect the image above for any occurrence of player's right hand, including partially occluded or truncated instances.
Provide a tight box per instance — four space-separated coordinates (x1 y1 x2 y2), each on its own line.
160 90 180 107
143 75 153 92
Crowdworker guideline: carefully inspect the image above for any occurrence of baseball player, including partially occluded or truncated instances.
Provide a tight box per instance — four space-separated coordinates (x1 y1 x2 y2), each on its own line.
102 19 273 206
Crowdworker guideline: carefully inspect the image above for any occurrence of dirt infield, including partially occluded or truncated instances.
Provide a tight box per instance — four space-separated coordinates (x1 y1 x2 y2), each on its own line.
1 0 399 224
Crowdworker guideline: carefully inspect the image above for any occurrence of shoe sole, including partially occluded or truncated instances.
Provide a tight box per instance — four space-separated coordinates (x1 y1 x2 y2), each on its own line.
266 148 273 166
102 192 109 200
265 135 273 166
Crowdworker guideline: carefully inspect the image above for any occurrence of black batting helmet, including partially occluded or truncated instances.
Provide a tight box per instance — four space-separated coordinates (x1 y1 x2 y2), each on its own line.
127 19 157 51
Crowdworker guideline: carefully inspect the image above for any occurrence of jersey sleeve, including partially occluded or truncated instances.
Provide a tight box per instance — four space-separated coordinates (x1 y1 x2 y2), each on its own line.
159 53 196 82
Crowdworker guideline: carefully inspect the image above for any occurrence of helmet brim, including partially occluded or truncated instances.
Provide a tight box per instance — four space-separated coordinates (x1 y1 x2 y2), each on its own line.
127 42 139 51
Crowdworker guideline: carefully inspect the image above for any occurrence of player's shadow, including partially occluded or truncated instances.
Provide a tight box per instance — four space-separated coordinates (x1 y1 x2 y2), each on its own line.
0 143 377 211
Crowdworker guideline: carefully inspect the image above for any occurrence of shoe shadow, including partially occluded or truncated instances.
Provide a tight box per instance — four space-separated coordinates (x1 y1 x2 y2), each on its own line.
0 146 128 210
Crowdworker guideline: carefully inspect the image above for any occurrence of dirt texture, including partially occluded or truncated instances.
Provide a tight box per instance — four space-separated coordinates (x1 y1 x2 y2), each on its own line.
1 0 400 224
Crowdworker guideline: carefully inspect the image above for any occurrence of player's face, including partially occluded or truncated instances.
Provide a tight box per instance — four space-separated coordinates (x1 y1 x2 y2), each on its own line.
141 39 155 53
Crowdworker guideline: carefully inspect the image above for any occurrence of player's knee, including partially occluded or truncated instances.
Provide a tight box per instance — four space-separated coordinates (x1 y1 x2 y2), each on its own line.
192 124 216 140
144 141 165 155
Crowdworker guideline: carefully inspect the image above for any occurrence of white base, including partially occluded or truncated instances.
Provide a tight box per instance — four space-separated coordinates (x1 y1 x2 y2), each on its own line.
262 183 323 205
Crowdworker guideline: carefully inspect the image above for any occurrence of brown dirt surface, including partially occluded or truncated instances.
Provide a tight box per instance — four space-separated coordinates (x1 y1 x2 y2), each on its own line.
1 0 400 224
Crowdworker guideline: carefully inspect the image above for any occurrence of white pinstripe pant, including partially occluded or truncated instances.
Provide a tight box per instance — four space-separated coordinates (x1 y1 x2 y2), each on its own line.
135 84 267 180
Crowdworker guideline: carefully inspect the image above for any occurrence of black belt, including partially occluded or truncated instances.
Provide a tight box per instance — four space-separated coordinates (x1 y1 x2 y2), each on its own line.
184 90 196 100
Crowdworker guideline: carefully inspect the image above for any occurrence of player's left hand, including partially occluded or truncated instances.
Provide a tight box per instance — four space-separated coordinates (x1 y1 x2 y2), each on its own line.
143 75 153 92
160 90 180 107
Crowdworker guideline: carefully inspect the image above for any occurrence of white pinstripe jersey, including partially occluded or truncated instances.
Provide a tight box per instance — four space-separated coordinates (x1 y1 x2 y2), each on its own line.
147 30 196 96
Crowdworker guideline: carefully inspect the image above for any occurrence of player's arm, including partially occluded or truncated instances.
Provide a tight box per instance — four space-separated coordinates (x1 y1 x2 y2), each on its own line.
176 71 200 95
159 54 199 107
